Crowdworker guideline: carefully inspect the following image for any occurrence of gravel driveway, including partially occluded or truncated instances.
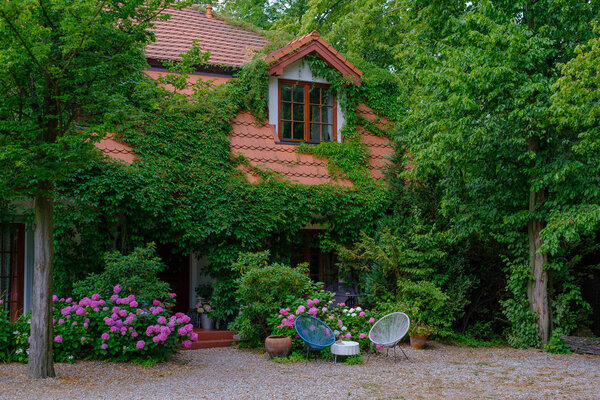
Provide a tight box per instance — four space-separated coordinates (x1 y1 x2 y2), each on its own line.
0 343 598 399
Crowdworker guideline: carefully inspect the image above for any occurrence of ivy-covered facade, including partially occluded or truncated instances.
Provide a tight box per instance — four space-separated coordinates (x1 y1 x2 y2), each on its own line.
6 6 400 323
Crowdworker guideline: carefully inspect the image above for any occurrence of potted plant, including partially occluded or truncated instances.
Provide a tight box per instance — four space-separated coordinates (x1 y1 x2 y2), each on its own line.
408 323 434 349
196 300 215 330
397 300 436 349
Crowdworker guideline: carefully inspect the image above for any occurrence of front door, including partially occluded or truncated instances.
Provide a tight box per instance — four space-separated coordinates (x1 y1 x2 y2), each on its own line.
0 224 25 322
156 244 190 313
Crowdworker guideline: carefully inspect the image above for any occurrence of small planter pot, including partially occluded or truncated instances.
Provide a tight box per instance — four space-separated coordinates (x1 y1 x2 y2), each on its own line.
200 313 214 330
265 335 292 359
410 335 428 349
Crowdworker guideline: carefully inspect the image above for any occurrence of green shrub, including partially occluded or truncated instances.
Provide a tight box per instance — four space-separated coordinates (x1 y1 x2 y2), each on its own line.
74 243 172 308
0 300 14 361
545 329 571 354
229 251 317 347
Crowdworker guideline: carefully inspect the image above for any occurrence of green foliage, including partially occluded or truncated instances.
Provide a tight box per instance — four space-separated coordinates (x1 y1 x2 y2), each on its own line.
73 244 172 308
272 351 306 363
501 258 541 348
0 301 14 361
544 329 571 354
344 354 363 365
230 252 316 346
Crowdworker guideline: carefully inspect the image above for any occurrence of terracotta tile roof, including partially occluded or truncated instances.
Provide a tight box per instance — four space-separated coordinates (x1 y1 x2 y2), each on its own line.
265 31 362 84
94 133 136 165
230 109 393 186
145 7 269 67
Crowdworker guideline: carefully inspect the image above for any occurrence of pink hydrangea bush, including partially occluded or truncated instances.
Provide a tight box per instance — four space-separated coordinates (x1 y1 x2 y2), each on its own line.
12 285 197 363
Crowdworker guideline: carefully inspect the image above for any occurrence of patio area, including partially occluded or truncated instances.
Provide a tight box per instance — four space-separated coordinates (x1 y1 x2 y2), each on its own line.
0 343 598 399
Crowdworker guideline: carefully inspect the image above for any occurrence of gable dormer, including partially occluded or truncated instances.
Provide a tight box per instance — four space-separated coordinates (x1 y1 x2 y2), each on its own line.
264 31 362 144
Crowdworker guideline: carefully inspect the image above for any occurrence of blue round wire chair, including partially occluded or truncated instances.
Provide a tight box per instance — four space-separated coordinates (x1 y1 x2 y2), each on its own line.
294 315 336 363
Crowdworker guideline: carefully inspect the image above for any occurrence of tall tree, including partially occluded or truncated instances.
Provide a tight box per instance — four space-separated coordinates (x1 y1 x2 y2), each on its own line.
0 0 178 378
394 0 598 346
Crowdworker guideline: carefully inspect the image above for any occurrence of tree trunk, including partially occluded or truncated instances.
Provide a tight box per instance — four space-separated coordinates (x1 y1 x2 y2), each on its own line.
28 181 56 379
527 188 551 346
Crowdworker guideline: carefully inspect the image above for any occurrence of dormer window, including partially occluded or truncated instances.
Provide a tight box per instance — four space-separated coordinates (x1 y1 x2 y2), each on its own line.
279 80 335 143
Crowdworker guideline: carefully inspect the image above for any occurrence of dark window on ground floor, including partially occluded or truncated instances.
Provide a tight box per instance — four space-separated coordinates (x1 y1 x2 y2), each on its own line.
290 229 337 288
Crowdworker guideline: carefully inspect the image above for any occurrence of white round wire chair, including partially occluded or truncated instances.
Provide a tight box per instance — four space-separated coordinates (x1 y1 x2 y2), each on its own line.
368 312 410 362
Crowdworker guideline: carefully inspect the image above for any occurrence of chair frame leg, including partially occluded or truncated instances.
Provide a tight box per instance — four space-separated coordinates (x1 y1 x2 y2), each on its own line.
305 346 310 364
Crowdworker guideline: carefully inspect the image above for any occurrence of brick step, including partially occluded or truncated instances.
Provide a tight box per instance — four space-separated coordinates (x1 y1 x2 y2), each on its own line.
189 338 239 350
193 329 236 341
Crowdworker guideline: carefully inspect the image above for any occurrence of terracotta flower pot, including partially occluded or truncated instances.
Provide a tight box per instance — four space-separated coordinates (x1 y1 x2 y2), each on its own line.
265 335 292 359
410 335 428 349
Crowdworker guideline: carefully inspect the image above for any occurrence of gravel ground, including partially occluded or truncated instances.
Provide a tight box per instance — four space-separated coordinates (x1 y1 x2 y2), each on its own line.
0 343 599 400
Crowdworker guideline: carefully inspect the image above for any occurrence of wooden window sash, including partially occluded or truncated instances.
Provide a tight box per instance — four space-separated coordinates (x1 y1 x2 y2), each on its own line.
278 79 337 143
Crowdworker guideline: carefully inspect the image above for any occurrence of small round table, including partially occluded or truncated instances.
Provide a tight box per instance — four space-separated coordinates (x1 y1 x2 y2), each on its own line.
331 340 360 363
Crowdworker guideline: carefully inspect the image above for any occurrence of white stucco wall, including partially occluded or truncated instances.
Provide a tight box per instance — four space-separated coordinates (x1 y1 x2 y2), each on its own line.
268 59 344 142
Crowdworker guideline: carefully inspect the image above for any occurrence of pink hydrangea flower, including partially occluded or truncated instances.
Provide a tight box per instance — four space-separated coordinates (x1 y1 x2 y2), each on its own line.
170 293 177 298
190 332 198 342
130 301 138 308
110 326 118 333
58 319 65 325
339 302 345 306
359 311 365 317
313 298 320 304
182 340 192 348
152 336 160 343
322 307 328 312
153 300 161 306
91 293 100 301
376 344 382 350
280 308 289 316
52 295 58 302
146 326 154 336
101 343 108 350
346 333 352 338
368 317 375 323
76 308 85 316
359 333 366 339
113 285 122 294
131 331 138 338
81 337 86 342
308 307 318 316
136 340 145 349
101 333 110 341
65 298 72 303
307 299 314 307
296 305 306 315
110 294 118 302
119 309 128 317
54 335 63 343
72 321 78 326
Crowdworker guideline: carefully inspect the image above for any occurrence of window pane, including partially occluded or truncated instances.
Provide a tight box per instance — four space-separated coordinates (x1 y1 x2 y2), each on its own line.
293 85 304 102
282 102 291 120
310 124 320 141
309 86 320 104
281 121 292 139
310 106 320 122
281 84 292 101
322 106 333 124
293 104 304 121
322 125 332 142
293 122 304 140
322 89 333 105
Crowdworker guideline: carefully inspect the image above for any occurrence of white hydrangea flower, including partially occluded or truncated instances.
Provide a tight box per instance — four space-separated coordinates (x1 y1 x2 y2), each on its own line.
341 326 347 331
355 307 362 312
351 313 357 317
15 348 23 354
13 331 19 335
334 330 340 336
68 355 74 360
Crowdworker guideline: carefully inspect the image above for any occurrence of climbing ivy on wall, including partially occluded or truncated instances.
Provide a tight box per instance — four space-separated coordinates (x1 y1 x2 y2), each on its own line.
53 51 399 320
